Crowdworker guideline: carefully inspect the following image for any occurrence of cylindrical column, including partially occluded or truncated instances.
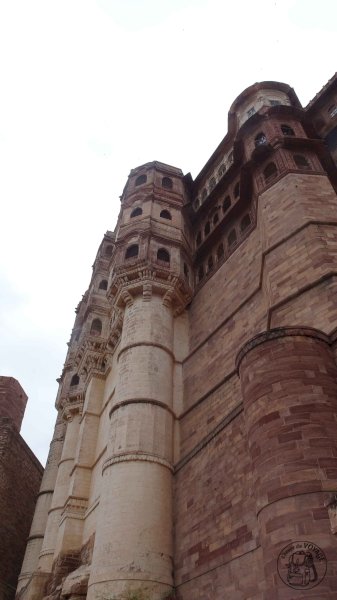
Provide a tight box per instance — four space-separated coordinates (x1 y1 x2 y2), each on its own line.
88 295 174 600
17 413 66 597
237 327 337 598
38 412 80 573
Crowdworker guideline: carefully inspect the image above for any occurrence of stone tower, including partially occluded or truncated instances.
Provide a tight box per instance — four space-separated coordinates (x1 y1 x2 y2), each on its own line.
18 74 337 599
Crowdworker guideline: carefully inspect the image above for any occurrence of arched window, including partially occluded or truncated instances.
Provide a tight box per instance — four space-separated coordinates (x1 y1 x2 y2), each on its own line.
162 177 173 189
293 154 311 170
204 222 210 236
90 318 102 336
263 162 278 183
208 256 214 271
183 263 189 277
157 248 170 263
125 244 139 259
228 229 237 248
135 174 147 186
217 243 224 260
196 232 202 246
105 245 113 257
255 132 267 147
213 213 219 226
240 214 251 232
160 209 172 220
234 182 240 199
99 279 108 290
70 374 79 387
281 124 295 136
131 207 142 218
218 164 226 178
223 196 231 213
198 265 204 281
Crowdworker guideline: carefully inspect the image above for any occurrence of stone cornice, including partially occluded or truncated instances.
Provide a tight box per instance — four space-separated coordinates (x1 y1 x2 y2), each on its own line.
108 261 192 316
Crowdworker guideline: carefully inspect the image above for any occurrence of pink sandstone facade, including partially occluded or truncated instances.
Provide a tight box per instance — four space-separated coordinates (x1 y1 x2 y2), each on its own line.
18 74 337 599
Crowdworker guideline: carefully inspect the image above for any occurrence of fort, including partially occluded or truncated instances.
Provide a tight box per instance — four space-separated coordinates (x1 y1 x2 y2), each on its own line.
18 74 337 599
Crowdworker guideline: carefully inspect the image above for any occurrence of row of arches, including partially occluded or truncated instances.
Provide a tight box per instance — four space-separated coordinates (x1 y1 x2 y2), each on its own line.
125 244 170 264
196 186 239 247
130 207 172 220
197 213 252 282
254 123 295 148
135 174 173 189
263 153 312 186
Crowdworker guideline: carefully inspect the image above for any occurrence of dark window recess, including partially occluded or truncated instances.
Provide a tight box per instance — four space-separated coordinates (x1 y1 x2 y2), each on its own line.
223 196 231 213
217 243 224 260
70 374 79 386
255 132 267 146
326 126 337 152
328 105 337 118
131 207 142 217
105 245 113 257
160 209 172 220
281 124 295 136
99 279 108 290
234 182 240 199
204 222 210 236
196 232 202 246
263 162 278 183
162 177 173 189
183 263 189 277
198 265 204 281
208 256 214 271
228 229 237 247
125 244 139 259
213 213 219 225
157 248 170 263
241 214 251 232
135 174 147 186
270 99 281 106
202 188 207 200
247 107 256 118
90 318 102 336
293 154 311 169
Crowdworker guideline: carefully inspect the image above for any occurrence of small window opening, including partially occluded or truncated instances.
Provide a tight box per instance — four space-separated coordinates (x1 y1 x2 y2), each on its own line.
270 99 281 106
160 209 172 220
135 174 147 186
162 177 173 189
196 232 202 246
218 164 226 177
241 214 251 232
183 263 189 277
105 245 113 257
213 213 219 226
90 318 102 337
263 162 278 183
208 256 214 271
131 207 142 218
247 107 256 118
228 229 237 248
194 198 200 210
157 248 170 263
328 105 337 118
234 182 240 199
217 243 224 260
125 244 139 259
99 279 108 290
293 154 311 170
223 196 231 213
70 374 80 386
204 222 210 236
255 132 267 147
281 124 295 136
198 265 204 281
202 188 207 201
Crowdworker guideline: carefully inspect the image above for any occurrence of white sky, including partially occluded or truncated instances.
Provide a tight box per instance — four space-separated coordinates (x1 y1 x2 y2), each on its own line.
0 0 336 465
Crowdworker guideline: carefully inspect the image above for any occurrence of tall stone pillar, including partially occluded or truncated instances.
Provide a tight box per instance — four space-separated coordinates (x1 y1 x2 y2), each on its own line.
17 413 66 598
87 293 175 599
236 327 337 598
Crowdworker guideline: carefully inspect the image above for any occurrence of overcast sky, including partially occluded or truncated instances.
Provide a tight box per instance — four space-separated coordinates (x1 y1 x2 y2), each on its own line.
1 0 336 465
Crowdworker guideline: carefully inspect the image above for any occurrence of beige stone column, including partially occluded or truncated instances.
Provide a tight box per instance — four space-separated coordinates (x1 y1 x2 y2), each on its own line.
87 294 174 600
38 410 81 573
17 413 66 598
